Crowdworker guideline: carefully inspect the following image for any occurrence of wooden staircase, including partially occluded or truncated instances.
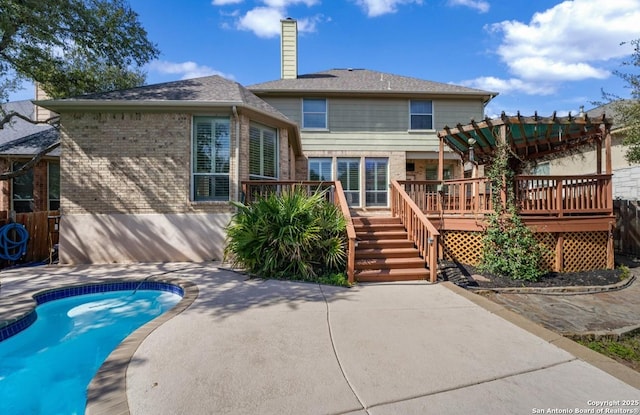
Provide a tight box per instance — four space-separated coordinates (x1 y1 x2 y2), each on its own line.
352 215 431 282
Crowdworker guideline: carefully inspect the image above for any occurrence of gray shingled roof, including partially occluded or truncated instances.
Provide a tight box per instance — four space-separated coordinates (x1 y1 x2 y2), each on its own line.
0 101 59 156
248 69 497 97
61 75 291 122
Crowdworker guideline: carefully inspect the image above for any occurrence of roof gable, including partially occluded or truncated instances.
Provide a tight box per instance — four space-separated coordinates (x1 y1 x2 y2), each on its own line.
249 69 497 99
0 100 59 156
45 75 291 122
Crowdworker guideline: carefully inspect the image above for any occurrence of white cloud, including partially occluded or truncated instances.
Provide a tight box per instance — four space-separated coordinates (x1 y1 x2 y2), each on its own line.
447 0 489 13
237 7 285 38
236 6 323 38
489 0 640 82
149 60 235 80
353 0 422 18
460 76 556 96
263 0 319 7
212 0 243 5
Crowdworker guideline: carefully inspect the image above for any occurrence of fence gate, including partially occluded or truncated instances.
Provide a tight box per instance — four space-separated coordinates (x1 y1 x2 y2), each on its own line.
613 200 640 257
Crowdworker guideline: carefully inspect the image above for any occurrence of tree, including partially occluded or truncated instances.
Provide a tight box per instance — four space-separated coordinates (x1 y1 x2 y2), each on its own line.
0 0 159 100
0 0 159 180
604 39 640 163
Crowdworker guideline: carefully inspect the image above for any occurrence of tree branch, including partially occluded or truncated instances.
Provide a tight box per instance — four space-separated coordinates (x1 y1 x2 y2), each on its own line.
0 110 60 129
0 141 60 180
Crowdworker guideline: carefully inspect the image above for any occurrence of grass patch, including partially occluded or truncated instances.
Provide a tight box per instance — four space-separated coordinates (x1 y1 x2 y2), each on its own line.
577 333 640 372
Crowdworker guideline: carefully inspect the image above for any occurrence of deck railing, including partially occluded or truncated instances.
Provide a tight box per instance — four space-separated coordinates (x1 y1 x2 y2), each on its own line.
399 179 493 216
390 180 439 282
399 174 612 217
333 181 357 284
515 175 612 216
241 180 356 284
242 180 336 204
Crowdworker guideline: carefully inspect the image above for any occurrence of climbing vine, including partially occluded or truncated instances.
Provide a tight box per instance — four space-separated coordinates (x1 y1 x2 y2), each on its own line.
478 141 545 281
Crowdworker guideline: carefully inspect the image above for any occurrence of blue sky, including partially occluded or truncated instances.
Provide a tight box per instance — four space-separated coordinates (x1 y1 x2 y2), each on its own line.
11 0 640 119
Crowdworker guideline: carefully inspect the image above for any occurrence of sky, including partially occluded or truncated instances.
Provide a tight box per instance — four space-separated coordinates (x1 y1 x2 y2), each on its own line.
9 0 640 118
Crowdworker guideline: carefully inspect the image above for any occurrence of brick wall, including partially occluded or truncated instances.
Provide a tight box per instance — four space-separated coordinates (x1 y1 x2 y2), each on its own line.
60 110 297 215
61 111 234 215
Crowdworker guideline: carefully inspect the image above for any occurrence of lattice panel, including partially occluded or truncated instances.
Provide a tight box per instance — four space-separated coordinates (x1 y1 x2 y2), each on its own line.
563 232 607 272
442 231 483 265
534 232 556 272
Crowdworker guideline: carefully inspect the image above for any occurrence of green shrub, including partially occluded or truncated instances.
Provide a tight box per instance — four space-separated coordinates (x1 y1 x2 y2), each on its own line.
478 142 545 281
224 187 347 283
479 209 545 281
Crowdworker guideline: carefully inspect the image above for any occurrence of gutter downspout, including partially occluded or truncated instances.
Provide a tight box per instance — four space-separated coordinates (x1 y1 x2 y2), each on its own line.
232 106 240 202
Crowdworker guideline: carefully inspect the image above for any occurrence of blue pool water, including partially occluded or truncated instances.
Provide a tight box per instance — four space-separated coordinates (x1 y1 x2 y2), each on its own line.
0 289 181 414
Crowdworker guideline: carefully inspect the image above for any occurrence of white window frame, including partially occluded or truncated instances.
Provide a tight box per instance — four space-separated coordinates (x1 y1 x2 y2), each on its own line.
308 158 333 181
249 123 279 180
191 116 231 202
365 158 389 207
337 158 360 207
409 100 434 131
302 98 328 130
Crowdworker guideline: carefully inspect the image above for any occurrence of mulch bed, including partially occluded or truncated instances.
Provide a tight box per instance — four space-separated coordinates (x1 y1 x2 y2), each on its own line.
438 260 628 289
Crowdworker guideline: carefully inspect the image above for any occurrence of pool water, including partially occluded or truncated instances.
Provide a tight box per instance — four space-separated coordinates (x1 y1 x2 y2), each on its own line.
0 289 181 415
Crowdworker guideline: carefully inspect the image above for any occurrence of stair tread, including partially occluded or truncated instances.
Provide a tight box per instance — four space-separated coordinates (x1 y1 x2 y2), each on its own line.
355 268 430 282
356 256 424 262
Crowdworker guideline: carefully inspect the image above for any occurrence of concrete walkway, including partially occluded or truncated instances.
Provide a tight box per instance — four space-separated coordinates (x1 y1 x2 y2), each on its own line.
0 262 639 415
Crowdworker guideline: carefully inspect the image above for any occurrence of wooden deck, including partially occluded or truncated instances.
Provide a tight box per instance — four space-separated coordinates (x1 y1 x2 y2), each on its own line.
243 175 615 277
399 175 614 233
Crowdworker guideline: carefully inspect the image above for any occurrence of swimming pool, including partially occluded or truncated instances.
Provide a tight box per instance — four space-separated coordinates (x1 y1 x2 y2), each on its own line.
0 284 183 414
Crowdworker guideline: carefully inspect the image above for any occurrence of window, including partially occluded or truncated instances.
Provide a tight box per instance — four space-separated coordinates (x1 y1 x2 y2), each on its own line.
12 161 33 212
337 158 360 207
410 100 433 130
302 98 327 129
532 162 550 176
309 158 332 181
192 117 230 201
48 162 60 211
365 158 388 207
426 165 453 180
250 124 278 180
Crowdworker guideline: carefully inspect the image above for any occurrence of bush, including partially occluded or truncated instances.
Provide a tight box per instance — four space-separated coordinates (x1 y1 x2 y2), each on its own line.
478 142 545 281
478 210 544 281
224 187 347 283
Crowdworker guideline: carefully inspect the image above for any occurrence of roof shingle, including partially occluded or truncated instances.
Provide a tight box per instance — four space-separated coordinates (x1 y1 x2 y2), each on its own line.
248 69 497 97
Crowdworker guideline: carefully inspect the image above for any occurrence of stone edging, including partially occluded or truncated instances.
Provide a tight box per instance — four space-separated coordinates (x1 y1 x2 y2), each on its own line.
467 274 636 295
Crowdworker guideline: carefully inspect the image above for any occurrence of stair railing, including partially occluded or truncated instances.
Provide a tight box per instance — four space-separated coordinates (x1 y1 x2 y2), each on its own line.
390 180 440 282
333 181 357 284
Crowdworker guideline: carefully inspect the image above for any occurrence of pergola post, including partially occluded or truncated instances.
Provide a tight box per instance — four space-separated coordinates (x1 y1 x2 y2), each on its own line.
604 124 614 269
438 135 444 181
596 139 602 174
498 124 507 207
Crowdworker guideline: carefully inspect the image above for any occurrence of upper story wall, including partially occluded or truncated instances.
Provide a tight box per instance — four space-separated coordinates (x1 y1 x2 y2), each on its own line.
262 96 484 152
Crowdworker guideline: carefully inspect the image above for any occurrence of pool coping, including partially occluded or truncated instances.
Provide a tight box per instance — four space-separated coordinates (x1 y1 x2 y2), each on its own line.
85 276 199 415
0 274 198 415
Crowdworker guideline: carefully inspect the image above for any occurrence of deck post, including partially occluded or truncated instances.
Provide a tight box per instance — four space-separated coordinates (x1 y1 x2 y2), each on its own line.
607 223 615 270
555 232 564 272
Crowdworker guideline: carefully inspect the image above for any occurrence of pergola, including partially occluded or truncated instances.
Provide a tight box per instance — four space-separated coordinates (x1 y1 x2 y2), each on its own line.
437 111 614 178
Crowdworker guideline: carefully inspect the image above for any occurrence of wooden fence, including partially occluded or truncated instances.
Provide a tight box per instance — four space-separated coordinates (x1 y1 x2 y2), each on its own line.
613 200 640 257
0 210 59 266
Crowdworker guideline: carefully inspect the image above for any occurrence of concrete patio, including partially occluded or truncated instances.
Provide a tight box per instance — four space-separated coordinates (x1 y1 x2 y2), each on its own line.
0 262 638 415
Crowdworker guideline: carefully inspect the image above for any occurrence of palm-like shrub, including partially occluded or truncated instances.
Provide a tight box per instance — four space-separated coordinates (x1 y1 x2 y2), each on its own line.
224 187 347 282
